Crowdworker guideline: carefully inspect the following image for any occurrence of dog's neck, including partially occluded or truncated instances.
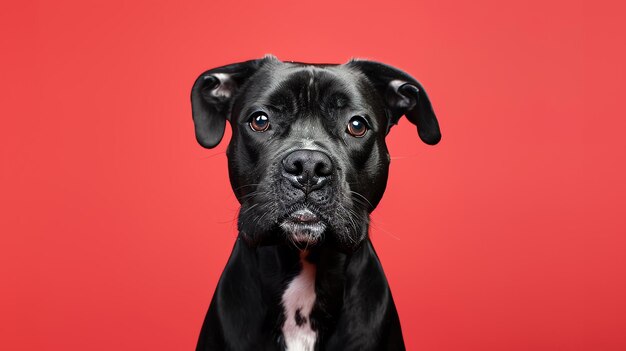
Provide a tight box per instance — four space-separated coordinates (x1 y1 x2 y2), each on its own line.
206 235 398 349
253 239 350 305
246 236 362 344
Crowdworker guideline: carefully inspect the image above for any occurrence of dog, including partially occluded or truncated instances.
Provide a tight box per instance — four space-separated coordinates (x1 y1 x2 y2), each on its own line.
190 55 440 350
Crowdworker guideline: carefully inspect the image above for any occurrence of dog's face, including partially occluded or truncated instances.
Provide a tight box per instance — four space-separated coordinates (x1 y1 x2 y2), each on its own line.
191 56 440 252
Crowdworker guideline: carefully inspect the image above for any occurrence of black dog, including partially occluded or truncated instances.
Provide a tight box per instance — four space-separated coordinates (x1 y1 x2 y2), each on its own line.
190 55 440 350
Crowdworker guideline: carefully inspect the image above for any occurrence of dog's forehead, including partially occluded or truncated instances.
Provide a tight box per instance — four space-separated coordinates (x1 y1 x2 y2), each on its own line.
239 62 375 114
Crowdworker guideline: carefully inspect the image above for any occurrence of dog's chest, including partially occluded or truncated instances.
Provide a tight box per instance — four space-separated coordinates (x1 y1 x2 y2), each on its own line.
281 253 317 351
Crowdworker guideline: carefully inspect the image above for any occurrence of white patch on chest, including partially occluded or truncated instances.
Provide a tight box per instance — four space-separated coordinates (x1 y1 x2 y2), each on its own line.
281 251 317 351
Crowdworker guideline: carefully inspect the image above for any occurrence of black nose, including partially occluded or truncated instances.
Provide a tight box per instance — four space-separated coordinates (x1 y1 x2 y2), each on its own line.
282 149 334 192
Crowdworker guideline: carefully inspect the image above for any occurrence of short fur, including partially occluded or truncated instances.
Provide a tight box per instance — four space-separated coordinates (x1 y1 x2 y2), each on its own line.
190 55 441 350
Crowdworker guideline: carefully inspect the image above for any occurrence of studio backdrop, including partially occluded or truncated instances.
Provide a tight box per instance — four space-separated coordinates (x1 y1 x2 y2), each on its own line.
1 0 625 350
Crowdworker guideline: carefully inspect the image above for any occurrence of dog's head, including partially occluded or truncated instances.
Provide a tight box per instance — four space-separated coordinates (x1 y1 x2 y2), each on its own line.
191 55 440 252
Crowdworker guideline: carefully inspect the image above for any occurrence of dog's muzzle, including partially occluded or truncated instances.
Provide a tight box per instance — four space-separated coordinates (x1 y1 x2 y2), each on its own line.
279 149 335 246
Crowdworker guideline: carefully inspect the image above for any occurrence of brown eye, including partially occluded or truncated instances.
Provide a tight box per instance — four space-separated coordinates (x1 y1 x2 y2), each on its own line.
249 112 270 132
347 116 368 137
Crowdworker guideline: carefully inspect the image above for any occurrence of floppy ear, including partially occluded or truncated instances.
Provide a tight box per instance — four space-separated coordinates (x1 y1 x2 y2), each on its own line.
347 60 441 145
190 58 266 148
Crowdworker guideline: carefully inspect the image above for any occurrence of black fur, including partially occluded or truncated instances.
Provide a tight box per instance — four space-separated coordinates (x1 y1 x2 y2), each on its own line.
190 55 440 350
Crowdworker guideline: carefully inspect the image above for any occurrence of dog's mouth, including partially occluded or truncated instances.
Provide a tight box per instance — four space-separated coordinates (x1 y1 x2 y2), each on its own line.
279 208 327 248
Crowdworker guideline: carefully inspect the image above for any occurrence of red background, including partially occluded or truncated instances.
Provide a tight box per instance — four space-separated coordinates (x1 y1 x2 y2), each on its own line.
2 0 625 350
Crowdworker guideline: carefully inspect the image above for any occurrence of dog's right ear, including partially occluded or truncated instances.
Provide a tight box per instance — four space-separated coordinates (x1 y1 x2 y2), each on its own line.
190 58 267 148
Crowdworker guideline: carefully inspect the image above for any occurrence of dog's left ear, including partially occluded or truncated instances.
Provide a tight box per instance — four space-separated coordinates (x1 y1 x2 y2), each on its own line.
190 58 268 148
347 60 441 145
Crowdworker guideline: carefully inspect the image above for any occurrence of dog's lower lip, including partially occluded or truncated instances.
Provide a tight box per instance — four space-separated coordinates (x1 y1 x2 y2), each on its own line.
289 209 320 223
280 209 326 246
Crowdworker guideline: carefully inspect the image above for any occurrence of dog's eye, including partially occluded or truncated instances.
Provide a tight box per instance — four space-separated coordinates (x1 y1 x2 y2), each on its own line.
249 112 270 132
346 116 368 137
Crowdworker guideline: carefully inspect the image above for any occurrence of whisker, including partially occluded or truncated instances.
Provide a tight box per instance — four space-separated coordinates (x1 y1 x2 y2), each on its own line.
241 202 260 214
199 151 226 159
389 154 420 160
369 219 401 241
350 190 374 209
233 183 261 192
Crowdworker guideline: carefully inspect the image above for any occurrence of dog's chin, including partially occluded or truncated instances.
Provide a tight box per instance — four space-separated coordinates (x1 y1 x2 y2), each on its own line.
279 209 327 249
239 202 369 253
